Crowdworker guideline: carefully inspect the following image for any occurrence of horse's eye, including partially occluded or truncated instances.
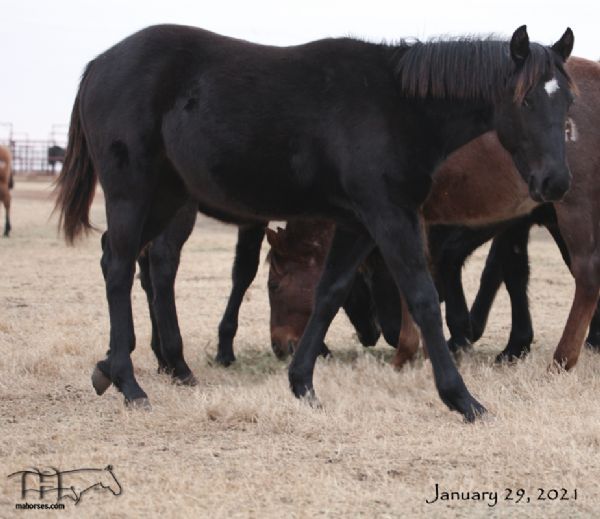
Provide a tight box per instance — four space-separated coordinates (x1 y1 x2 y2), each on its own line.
268 279 280 291
522 98 532 109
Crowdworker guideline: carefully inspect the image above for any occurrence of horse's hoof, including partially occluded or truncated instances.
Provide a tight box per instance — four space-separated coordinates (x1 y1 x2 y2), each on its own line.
300 390 322 409
319 343 332 359
91 366 112 396
547 360 566 374
175 373 198 387
215 352 236 367
125 397 152 411
463 401 487 423
585 341 600 352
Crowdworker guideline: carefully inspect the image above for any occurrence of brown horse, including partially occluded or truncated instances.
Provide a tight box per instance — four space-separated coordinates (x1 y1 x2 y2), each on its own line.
268 57 600 373
0 145 12 237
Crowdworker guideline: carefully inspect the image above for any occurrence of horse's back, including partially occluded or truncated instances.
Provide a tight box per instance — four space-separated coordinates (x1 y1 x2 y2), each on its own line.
79 25 393 221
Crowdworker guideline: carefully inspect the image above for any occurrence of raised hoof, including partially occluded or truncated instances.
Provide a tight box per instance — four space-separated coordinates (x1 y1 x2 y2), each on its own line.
175 373 198 387
91 365 112 396
215 352 236 367
125 397 152 411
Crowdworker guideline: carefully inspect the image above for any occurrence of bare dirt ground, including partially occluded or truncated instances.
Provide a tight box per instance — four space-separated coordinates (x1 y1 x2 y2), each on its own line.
1 178 599 518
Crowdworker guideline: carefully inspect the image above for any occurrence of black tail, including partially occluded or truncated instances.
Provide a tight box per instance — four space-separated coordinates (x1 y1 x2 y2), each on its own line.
8 173 13 190
53 62 97 244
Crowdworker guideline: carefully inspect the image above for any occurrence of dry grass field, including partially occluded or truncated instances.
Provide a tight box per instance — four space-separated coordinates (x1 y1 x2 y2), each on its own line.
2 177 600 518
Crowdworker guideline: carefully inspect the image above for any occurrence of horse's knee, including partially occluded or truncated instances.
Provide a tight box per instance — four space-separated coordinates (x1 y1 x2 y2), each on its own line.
405 288 441 329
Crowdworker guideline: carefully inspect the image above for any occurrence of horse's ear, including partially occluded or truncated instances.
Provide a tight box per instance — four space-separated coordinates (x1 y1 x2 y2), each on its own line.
510 25 530 66
552 28 574 62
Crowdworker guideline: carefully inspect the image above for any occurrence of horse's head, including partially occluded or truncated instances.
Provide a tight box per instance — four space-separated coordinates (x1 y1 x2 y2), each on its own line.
266 223 333 359
99 465 122 496
494 26 575 202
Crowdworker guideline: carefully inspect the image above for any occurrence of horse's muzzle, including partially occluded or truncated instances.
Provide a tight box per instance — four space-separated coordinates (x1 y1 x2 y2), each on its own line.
528 166 571 202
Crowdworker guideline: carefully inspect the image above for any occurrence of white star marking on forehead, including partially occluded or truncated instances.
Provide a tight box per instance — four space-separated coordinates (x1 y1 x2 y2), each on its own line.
544 78 560 96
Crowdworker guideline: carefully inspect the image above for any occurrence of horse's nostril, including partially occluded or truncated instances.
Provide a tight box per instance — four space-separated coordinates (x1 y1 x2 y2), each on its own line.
288 341 296 354
541 176 551 196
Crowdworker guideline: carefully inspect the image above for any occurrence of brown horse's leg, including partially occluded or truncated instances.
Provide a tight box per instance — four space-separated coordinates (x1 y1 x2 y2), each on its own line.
391 295 421 369
552 276 600 370
552 199 600 370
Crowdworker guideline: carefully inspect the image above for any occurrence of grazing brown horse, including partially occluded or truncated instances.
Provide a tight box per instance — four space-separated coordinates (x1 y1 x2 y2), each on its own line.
266 221 396 359
0 145 12 237
267 57 600 374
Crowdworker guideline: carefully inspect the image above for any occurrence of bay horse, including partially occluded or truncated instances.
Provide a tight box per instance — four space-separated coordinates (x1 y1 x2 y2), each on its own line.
0 145 12 237
265 221 390 359
55 23 574 421
397 56 600 370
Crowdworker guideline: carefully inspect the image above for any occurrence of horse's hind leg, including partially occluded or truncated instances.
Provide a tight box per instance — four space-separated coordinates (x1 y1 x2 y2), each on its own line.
137 246 169 373
289 227 374 403
552 204 600 370
1 190 10 237
95 197 151 407
146 201 197 385
216 224 265 366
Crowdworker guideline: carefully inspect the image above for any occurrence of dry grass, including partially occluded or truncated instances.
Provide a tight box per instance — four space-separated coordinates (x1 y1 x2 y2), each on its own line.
1 178 599 518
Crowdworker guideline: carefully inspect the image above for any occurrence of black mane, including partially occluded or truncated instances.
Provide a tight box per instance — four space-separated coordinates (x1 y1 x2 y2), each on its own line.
391 37 569 103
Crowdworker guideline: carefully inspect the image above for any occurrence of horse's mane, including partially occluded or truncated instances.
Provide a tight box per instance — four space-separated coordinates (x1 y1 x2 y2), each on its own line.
391 37 572 103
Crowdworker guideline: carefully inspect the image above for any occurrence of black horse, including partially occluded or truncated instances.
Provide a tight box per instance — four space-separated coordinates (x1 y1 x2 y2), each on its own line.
48 145 66 172
55 24 574 421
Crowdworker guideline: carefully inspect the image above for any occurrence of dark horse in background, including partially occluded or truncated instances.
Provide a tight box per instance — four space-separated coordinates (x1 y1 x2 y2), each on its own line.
48 145 66 173
55 23 574 422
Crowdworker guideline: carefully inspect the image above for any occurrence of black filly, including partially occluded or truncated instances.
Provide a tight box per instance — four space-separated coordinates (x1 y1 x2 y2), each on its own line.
55 24 574 421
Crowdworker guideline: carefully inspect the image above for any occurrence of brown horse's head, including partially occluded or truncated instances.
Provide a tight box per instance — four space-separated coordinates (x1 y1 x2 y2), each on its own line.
266 221 334 359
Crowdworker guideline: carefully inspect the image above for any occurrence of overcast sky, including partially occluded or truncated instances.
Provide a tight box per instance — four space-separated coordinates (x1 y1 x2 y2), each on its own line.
0 0 597 141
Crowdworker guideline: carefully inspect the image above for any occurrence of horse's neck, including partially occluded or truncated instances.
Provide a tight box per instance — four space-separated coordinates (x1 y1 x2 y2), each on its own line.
427 101 495 158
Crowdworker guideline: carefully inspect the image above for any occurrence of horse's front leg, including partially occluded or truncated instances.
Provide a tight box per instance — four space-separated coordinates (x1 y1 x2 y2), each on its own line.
288 227 374 404
585 303 600 350
364 205 486 422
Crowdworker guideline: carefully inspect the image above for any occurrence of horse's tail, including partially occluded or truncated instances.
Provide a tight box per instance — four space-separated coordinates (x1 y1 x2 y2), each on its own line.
8 173 13 190
54 61 97 244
